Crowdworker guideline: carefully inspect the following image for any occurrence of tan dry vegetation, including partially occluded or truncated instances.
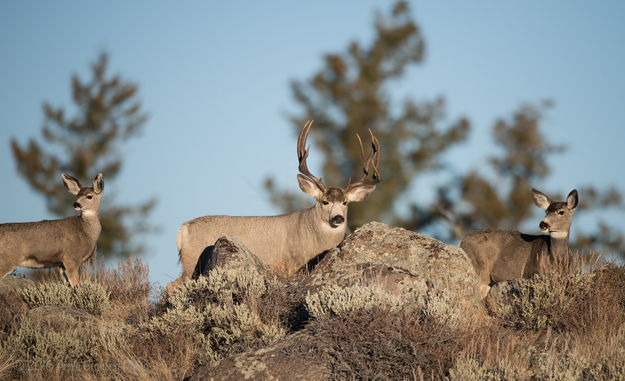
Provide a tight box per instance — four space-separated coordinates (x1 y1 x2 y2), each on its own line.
0 249 624 380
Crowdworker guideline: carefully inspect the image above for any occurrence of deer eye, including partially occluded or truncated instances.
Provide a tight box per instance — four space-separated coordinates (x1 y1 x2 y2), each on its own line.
558 211 565 215
342 202 347 206
87 195 93 200
322 201 329 205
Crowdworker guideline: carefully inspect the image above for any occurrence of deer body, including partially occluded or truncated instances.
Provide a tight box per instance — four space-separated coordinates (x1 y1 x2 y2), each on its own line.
460 188 578 299
0 173 104 287
168 121 381 293
178 206 347 277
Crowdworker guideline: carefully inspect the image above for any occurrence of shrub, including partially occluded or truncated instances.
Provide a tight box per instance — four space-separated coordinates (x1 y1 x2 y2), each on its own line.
422 288 464 329
489 271 594 331
144 268 287 366
22 281 110 315
302 306 463 380
304 283 402 320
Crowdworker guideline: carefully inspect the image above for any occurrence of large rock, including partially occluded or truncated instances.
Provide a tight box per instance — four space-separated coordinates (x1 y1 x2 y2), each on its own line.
303 221 481 316
193 236 276 278
191 332 328 381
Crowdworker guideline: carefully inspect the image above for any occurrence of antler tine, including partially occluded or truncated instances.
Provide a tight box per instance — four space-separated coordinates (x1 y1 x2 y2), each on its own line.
369 129 382 182
348 129 382 189
297 120 326 191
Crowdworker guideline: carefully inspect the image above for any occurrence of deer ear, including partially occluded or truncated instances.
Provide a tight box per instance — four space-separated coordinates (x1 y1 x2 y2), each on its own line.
62 173 82 195
345 184 376 202
297 174 323 200
93 173 104 194
531 188 551 209
567 189 578 210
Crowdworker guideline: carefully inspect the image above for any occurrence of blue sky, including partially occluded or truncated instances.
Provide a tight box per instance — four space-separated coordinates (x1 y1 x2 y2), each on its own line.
1 1 624 288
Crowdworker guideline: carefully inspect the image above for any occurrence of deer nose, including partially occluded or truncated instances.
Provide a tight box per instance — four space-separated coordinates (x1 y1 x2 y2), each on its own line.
539 221 549 231
330 215 344 226
73 202 81 209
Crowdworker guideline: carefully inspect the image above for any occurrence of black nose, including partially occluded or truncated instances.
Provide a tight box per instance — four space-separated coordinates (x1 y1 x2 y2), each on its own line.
539 221 549 230
73 202 81 209
331 215 344 225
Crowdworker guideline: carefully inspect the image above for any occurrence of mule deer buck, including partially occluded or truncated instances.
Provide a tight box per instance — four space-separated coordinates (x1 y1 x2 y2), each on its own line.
0 173 104 287
460 188 578 299
167 121 381 293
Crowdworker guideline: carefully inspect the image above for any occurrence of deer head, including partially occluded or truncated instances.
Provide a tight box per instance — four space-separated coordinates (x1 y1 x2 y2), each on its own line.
296 120 381 229
62 173 104 217
532 188 578 239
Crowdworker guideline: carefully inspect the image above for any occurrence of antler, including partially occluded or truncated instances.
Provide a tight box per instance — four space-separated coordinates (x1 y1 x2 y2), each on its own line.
345 129 382 190
297 120 327 191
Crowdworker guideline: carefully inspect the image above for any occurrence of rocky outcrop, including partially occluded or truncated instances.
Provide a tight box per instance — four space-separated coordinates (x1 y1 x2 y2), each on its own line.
304 221 481 314
191 332 328 381
193 222 482 380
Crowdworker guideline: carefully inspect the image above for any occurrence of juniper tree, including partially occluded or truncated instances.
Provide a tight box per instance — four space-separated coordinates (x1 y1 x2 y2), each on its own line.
11 52 156 259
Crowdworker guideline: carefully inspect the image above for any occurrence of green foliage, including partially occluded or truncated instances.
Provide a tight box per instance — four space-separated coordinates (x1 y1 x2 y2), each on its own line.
23 281 110 315
10 52 156 259
144 268 286 365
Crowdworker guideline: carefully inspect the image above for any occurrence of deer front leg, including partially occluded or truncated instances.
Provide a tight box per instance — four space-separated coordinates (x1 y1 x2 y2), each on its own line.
62 264 80 288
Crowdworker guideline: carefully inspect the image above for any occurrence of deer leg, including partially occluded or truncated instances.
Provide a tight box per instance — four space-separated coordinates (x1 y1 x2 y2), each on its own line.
62 265 80 288
0 263 16 282
479 284 491 299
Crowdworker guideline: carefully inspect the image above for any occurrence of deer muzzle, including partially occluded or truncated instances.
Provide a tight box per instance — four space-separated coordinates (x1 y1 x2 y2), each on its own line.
330 215 345 228
539 221 549 232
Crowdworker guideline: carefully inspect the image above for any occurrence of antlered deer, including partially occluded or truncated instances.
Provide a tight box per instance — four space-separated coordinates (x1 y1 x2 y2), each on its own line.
167 121 381 293
0 173 104 287
460 188 578 299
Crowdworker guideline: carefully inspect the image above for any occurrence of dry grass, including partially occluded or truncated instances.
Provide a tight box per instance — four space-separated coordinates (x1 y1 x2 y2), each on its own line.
1 249 624 380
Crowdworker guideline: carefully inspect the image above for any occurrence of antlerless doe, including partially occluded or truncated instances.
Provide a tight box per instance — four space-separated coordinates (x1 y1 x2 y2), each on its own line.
0 173 104 287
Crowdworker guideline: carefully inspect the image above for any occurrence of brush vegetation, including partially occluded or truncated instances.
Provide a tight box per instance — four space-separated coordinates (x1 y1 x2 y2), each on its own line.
1 251 624 380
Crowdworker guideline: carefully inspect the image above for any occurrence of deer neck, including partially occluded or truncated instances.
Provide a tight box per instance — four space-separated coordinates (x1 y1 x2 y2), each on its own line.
549 231 569 259
79 209 102 240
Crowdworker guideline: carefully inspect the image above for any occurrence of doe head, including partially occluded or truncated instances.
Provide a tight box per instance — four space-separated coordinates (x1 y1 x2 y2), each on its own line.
62 173 104 216
531 188 578 238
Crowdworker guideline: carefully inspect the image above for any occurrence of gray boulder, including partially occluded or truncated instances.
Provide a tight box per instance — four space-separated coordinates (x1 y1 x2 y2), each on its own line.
303 221 481 318
193 236 276 278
